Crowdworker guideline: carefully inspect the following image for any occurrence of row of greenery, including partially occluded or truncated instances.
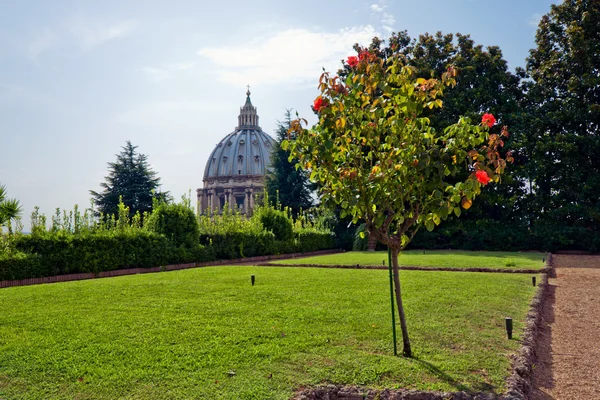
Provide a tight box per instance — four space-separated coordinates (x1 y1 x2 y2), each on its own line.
0 196 335 281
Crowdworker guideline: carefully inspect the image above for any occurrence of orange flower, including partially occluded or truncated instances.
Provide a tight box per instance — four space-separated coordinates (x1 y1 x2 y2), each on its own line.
313 97 327 112
476 170 491 185
347 56 359 67
482 113 496 128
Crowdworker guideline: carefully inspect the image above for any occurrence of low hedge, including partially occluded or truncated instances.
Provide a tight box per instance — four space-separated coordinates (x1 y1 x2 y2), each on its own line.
200 231 336 260
1 231 215 281
0 252 45 281
1 229 335 282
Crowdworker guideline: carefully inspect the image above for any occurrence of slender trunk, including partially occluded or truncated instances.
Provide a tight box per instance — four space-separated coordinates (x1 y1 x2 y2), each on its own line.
391 246 412 357
367 232 377 252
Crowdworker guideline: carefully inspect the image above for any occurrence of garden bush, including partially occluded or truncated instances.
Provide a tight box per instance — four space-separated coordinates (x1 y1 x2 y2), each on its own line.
146 202 199 248
255 207 294 241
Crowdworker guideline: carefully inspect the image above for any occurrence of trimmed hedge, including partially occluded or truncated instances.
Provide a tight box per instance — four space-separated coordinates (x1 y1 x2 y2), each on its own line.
0 229 335 282
1 231 215 281
200 231 336 260
0 252 44 281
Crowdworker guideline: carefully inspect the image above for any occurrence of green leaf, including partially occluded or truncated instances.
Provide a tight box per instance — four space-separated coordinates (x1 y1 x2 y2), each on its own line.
425 219 435 232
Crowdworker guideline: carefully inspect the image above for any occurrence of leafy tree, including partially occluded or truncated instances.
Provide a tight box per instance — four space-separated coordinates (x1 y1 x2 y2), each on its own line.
286 48 510 356
346 32 529 247
90 141 171 219
266 110 313 216
0 184 22 233
523 0 600 251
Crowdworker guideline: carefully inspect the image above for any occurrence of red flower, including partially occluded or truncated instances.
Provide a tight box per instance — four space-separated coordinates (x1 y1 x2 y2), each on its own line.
347 56 359 67
476 170 491 185
313 96 327 112
482 113 496 128
358 51 371 62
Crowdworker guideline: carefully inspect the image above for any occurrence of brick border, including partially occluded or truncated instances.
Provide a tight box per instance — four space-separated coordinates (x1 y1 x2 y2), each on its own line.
0 249 340 289
293 254 554 400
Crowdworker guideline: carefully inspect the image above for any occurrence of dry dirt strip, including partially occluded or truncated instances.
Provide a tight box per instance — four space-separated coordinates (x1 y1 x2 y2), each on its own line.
532 254 600 400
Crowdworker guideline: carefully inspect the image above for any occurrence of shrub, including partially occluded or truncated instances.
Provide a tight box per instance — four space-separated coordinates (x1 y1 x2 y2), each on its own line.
295 231 335 253
256 208 294 241
146 202 199 248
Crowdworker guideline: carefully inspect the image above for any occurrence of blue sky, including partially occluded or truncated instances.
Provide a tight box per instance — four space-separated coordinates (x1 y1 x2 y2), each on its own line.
1 0 556 224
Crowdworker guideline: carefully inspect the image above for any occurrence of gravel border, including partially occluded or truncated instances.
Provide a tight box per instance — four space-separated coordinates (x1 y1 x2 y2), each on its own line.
292 254 554 400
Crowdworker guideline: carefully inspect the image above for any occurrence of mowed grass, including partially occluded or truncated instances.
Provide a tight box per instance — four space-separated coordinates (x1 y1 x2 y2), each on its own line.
0 267 537 399
277 250 546 270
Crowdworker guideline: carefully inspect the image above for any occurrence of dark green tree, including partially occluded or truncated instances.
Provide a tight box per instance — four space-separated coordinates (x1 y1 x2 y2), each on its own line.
525 0 600 251
265 110 313 216
0 184 22 233
90 141 170 218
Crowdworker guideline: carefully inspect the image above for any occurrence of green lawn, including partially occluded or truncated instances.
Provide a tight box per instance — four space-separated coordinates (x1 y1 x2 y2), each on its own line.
276 250 546 270
0 267 537 399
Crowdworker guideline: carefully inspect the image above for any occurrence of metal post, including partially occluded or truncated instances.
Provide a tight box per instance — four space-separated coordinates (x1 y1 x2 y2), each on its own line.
505 317 513 339
388 246 397 356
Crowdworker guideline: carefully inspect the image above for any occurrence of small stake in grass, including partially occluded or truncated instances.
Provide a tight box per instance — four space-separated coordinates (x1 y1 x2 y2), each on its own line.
532 276 536 287
505 317 513 339
251 275 255 286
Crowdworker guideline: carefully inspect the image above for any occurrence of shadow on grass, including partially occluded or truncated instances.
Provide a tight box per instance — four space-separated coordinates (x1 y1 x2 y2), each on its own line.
409 357 498 394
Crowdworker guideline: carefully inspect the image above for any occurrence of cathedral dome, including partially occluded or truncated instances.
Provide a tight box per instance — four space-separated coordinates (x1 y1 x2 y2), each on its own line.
197 88 275 216
203 90 275 179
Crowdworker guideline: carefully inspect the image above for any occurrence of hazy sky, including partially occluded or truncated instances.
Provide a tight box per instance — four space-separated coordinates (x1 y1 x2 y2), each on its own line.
2 0 556 225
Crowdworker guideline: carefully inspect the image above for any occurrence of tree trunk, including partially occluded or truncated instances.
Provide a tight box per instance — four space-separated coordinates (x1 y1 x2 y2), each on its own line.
390 246 412 357
367 232 377 252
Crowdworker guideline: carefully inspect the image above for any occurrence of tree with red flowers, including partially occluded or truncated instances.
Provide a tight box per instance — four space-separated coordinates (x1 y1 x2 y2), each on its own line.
285 49 511 357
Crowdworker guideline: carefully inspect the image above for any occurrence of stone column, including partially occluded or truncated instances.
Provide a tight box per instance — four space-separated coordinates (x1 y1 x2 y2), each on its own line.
196 189 202 215
249 188 255 215
244 190 249 214
227 190 233 211
208 190 215 214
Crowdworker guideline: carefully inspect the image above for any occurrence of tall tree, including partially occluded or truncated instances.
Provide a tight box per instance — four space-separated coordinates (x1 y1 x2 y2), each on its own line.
90 141 170 218
525 0 600 250
287 49 510 356
0 184 22 233
265 110 313 216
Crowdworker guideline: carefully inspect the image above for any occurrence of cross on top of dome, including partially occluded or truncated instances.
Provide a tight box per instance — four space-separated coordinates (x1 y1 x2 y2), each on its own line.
238 86 259 128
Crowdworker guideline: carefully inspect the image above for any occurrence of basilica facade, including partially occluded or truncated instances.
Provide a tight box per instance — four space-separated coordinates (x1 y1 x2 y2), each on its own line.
197 90 276 216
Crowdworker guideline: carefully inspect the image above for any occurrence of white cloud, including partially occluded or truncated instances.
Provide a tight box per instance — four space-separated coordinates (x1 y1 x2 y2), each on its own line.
68 17 138 50
370 1 396 35
28 29 58 62
198 26 378 86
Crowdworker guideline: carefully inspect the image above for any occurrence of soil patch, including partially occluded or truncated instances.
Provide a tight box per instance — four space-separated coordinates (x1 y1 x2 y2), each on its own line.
531 254 600 400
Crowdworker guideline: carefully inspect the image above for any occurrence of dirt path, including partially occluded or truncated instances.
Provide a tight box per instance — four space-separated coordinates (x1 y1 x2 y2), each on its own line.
531 254 600 400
